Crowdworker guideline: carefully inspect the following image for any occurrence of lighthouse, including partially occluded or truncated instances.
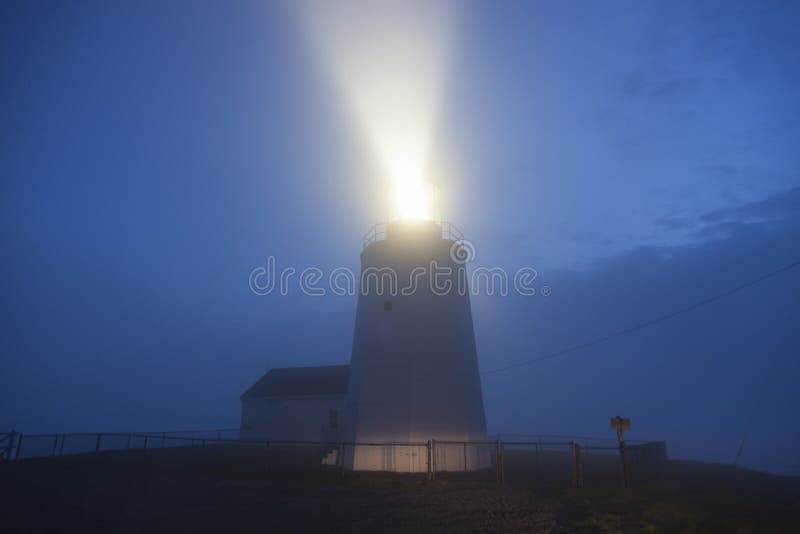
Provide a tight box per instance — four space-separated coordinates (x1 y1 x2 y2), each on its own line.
343 185 489 472
239 181 490 471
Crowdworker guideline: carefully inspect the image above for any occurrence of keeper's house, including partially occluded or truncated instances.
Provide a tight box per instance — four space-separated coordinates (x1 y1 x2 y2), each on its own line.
239 364 349 442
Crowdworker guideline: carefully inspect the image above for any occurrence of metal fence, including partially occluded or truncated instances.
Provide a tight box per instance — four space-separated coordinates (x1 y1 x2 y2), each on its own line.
0 431 16 461
4 429 666 489
10 429 239 461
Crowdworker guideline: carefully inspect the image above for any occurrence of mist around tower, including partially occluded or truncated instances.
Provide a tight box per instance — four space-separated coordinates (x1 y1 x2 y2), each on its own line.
248 246 548 298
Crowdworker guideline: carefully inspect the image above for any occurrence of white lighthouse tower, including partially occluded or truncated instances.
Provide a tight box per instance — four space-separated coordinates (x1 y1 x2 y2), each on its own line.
344 185 489 472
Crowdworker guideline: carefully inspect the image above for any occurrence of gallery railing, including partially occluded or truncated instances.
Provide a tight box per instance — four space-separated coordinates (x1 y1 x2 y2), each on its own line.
362 221 465 249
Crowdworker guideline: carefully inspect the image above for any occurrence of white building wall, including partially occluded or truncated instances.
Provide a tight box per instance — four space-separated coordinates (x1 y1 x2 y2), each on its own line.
240 395 346 442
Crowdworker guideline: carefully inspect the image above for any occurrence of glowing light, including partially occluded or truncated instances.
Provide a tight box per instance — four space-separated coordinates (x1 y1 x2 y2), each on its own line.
298 1 455 220
391 181 437 221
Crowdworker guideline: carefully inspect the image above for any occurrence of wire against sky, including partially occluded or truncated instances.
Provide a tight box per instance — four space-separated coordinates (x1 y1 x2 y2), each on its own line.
481 257 800 376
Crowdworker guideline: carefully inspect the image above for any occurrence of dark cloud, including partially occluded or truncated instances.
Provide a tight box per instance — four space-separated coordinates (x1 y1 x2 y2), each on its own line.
649 76 703 100
653 215 695 232
698 164 739 180
701 186 800 223
620 70 647 100
618 72 703 103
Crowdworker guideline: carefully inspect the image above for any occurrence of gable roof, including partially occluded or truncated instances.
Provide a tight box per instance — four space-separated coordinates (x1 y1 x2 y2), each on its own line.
241 364 350 399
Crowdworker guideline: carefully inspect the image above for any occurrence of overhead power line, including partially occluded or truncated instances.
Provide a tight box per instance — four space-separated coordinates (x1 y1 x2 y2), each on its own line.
481 257 800 376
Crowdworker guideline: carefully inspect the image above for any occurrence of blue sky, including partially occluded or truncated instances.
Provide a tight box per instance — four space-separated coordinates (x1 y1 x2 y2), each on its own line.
2 1 799 472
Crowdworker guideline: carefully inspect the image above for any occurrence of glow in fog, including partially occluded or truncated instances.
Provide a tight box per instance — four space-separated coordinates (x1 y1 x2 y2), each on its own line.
299 1 456 220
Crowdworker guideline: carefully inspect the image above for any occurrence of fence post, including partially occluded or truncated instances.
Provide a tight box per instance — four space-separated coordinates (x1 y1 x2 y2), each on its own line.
431 439 437 480
495 440 505 486
495 440 499 484
619 440 628 489
201 439 206 448
143 435 148 452
126 434 131 449
0 431 10 461
426 440 432 480
572 442 583 488
463 442 468 472
15 434 23 461
95 434 102 453
161 432 166 448
535 442 540 480
52 434 59 457
60 434 66 456
339 442 345 478
571 441 576 487
500 441 505 486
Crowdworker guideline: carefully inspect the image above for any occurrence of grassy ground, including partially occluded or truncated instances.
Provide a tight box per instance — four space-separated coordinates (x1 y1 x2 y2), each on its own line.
1 446 797 532
560 461 800 532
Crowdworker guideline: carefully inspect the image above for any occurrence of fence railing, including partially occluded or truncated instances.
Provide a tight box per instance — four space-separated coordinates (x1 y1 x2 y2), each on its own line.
4 429 666 489
10 429 238 461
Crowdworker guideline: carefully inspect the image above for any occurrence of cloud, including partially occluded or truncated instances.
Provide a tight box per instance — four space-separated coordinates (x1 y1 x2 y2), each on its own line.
618 72 703 103
653 215 695 232
697 163 739 180
700 186 800 224
648 76 703 100
648 187 800 246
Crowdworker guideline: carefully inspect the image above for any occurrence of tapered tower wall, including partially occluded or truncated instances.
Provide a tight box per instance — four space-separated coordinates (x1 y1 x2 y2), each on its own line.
344 221 489 472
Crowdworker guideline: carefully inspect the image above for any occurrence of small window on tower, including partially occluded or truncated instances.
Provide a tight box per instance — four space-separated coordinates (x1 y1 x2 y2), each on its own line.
329 409 338 429
384 300 392 311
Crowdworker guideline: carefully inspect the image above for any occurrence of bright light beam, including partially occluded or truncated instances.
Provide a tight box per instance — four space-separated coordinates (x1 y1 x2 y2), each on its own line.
299 0 456 220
